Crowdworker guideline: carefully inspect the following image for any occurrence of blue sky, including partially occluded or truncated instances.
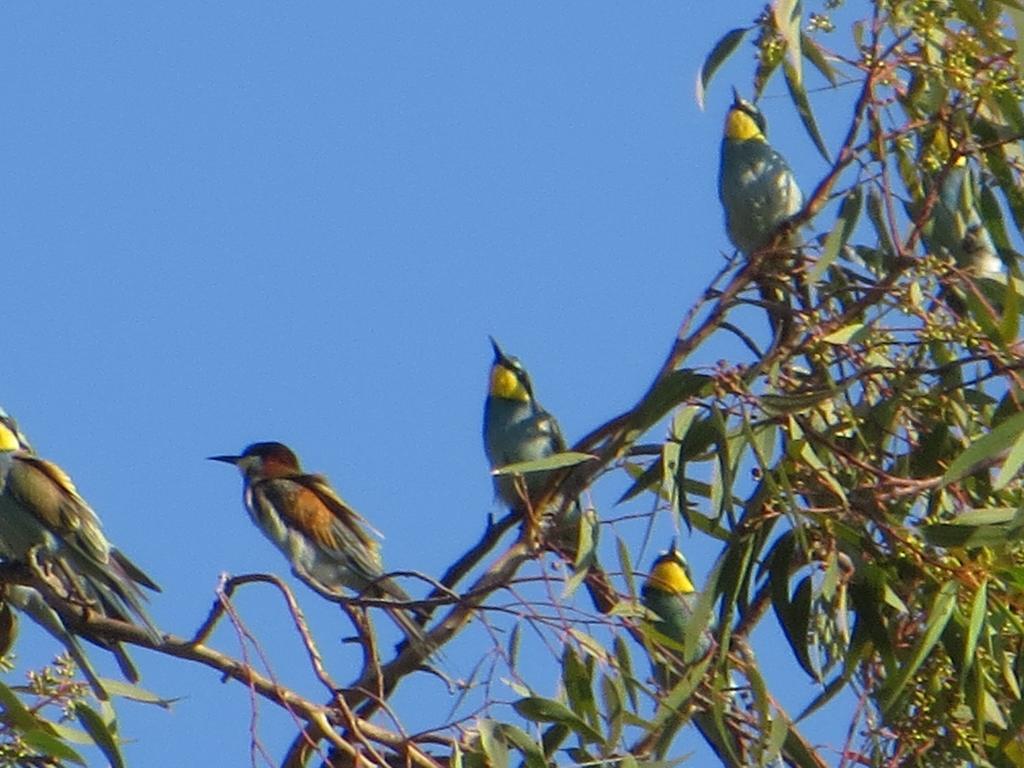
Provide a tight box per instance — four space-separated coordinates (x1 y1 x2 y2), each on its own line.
0 3 853 765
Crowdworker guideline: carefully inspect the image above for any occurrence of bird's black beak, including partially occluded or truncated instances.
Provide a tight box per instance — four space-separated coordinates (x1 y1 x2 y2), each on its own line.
667 538 678 556
489 335 506 364
207 454 241 465
731 86 742 107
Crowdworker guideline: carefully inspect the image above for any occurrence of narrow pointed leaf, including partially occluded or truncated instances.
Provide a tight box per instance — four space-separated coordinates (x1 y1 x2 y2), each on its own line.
491 451 595 476
783 61 830 162
944 411 1024 484
962 581 987 676
478 719 509 768
0 681 42 731
99 679 176 708
617 460 663 504
811 187 862 282
561 646 598 728
498 724 546 768
773 0 803 86
20 729 86 766
697 27 750 109
800 32 837 86
617 536 636 598
512 697 604 743
995 419 1024 490
881 581 957 712
650 653 712 730
74 703 124 768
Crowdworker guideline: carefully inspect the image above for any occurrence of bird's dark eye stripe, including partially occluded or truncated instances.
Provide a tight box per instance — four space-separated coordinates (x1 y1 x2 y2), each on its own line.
516 369 534 395
735 101 767 134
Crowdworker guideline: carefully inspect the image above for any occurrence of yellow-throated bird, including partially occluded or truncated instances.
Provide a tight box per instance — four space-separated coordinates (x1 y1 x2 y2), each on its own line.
718 90 803 256
483 338 567 517
209 441 427 650
641 541 711 674
923 154 1003 279
0 409 161 651
641 543 749 766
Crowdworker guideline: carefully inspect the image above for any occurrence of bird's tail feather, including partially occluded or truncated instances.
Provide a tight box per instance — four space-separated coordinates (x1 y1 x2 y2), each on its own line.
385 605 434 657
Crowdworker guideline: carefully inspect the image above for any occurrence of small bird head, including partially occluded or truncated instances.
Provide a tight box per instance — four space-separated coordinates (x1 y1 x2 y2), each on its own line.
487 337 535 404
645 541 696 596
0 408 32 453
724 88 767 143
208 441 302 479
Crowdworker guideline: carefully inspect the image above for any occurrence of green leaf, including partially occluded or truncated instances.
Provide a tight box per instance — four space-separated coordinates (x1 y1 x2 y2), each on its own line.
768 537 819 681
923 507 1024 548
979 180 1015 252
800 32 837 86
575 508 598 573
491 451 595 476
629 371 714 441
781 45 830 162
710 407 733 522
943 411 1024 485
74 703 124 768
810 187 862 283
650 653 712 731
978 121 1024 233
0 680 43 731
761 379 851 413
995 416 1024 490
773 0 803 87
821 323 865 345
697 27 750 109
617 536 637 599
98 679 175 708
662 440 683 523
477 719 509 768
0 601 17 658
20 729 86 766
508 623 521 670
561 646 598 729
600 673 625 747
999 272 1020 347
612 636 640 711
865 187 897 260
539 723 570 758
962 581 987 677
47 723 97 746
617 460 663 504
881 580 958 713
796 673 851 721
512 697 604 744
497 724 547 768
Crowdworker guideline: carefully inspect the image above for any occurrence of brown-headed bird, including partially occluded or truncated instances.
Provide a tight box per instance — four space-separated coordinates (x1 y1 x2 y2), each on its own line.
209 442 427 649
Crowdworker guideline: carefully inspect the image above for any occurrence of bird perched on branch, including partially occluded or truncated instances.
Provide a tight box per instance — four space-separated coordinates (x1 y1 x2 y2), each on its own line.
922 153 1003 280
640 542 749 765
209 441 427 650
0 407 161 690
483 338 567 519
641 541 711 673
718 89 803 257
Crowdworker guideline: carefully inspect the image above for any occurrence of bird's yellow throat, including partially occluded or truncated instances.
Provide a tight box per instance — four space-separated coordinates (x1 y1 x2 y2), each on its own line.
725 107 765 142
490 364 529 401
648 557 695 595
0 423 19 451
